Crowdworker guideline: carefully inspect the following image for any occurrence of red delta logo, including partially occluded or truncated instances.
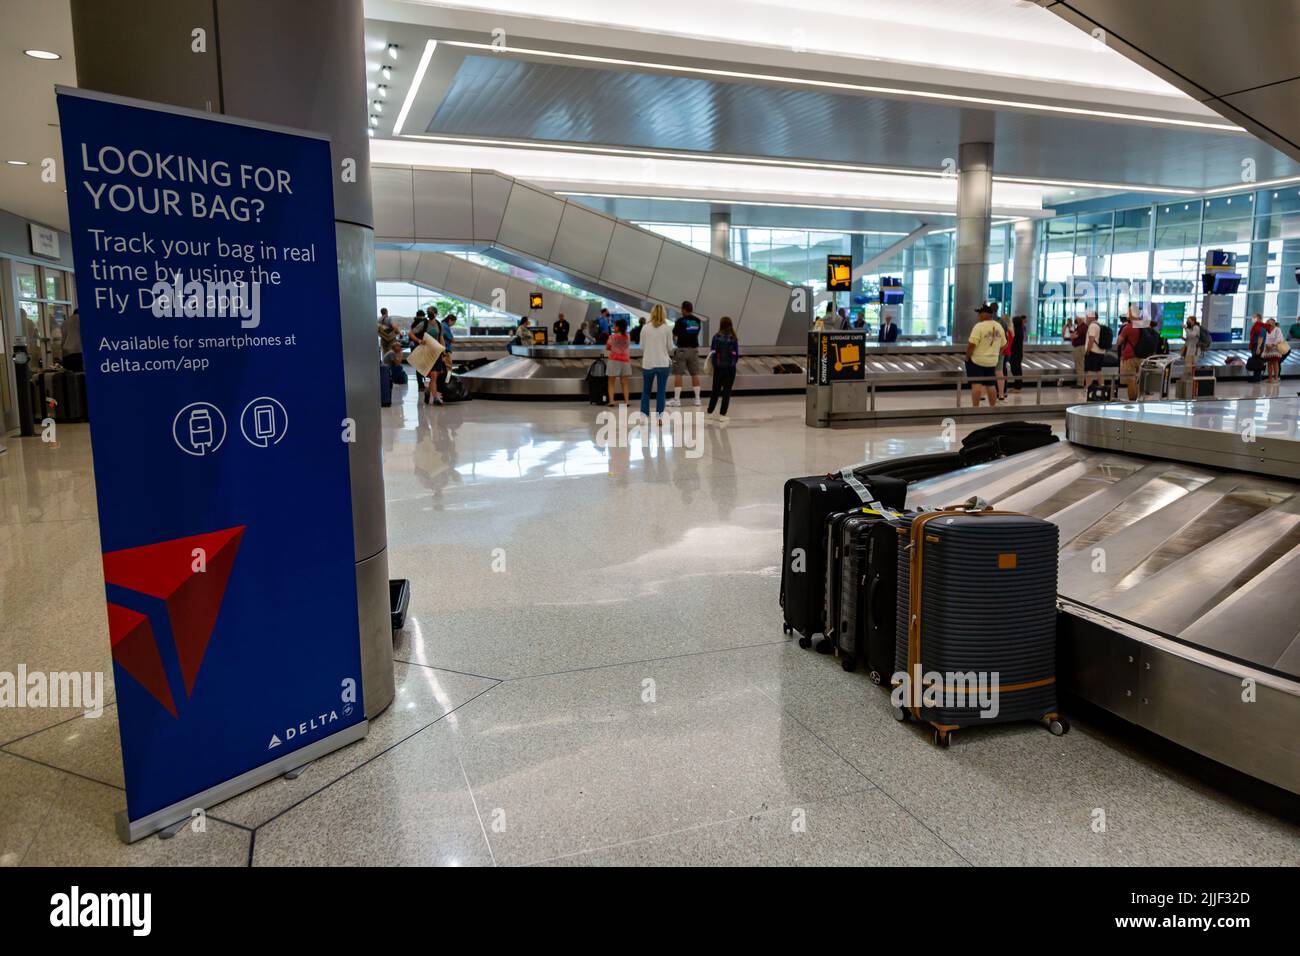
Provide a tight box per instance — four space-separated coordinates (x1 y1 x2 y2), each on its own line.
102 526 245 717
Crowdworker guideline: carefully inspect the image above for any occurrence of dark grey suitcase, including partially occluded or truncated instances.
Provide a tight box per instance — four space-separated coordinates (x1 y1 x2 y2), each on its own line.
892 506 1066 746
833 509 899 676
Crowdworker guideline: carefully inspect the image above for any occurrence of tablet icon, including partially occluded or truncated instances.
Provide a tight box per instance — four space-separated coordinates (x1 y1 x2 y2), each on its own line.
240 396 288 448
173 402 227 456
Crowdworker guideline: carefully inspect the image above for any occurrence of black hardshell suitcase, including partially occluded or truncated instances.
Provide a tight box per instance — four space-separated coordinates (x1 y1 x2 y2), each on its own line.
821 511 854 655
861 518 903 685
380 365 393 407
832 508 901 678
780 472 906 646
892 505 1067 746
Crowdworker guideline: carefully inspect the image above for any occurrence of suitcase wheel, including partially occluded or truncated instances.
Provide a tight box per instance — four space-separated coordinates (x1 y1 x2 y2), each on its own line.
1046 716 1070 737
868 670 883 686
932 728 951 748
814 637 834 655
840 654 856 672
782 623 792 635
891 706 908 722
797 634 812 649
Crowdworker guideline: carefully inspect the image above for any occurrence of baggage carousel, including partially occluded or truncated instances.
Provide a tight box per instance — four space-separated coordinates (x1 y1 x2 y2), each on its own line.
906 397 1300 795
457 340 1299 399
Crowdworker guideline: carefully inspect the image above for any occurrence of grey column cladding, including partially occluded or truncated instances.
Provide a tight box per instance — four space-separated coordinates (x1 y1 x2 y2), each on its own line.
952 142 994 342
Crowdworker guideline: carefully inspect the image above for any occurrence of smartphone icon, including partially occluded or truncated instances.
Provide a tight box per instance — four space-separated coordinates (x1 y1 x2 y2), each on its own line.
254 405 275 439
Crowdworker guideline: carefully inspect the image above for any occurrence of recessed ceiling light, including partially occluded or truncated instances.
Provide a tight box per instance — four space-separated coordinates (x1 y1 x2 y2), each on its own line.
381 65 392 81
368 115 379 127
377 84 389 98
373 100 384 113
24 49 60 60
386 43 399 60
6 160 29 166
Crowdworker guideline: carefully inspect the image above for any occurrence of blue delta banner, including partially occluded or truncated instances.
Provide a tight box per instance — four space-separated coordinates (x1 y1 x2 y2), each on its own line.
56 88 365 828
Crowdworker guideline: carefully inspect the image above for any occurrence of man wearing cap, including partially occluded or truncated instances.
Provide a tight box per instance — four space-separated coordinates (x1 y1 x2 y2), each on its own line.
965 303 1006 407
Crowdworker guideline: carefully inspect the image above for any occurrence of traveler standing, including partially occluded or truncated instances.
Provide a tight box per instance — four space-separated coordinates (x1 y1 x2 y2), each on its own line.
630 316 647 345
595 308 612 344
1264 317 1286 383
706 315 740 424
378 308 398 352
1069 313 1088 386
878 311 899 343
638 304 673 419
1248 313 1267 384
1009 313 1026 391
605 317 632 405
1083 311 1105 394
837 307 851 330
61 308 83 372
997 312 1013 399
1116 313 1141 401
1181 315 1206 397
965 304 1006 407
410 308 435 399
553 312 570 344
668 300 703 407
512 316 533 348
423 310 449 405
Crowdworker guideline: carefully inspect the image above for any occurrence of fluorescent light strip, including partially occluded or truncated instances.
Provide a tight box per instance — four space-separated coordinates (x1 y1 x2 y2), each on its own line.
553 190 1045 219
442 40 1245 133
1202 174 1300 196
404 133 1225 198
392 39 436 136
557 189 954 214
996 174 1194 196
405 133 947 180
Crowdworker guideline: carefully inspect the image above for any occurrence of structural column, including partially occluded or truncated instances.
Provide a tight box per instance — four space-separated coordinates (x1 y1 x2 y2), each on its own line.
952 142 994 341
1011 218 1039 327
927 236 949 337
710 209 732 260
70 0 395 716
1247 190 1272 321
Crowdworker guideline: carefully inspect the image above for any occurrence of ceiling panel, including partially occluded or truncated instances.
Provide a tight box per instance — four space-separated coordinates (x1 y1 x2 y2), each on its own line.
426 54 1300 190
1058 0 1300 97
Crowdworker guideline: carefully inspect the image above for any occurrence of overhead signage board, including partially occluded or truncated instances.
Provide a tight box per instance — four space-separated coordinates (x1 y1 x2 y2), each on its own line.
56 87 367 841
827 255 853 292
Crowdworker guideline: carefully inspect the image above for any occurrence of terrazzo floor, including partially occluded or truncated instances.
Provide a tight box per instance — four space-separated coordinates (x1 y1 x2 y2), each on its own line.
2 380 1298 866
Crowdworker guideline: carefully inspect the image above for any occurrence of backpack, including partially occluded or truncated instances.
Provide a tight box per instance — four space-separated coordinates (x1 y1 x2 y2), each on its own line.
713 335 738 369
1097 323 1114 351
1134 326 1159 359
1198 325 1211 350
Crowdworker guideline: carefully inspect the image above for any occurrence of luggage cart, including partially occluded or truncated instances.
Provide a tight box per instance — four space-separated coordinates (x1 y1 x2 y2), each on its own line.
1139 355 1176 399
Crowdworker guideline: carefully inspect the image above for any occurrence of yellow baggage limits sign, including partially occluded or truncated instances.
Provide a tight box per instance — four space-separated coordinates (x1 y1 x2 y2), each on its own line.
827 255 853 292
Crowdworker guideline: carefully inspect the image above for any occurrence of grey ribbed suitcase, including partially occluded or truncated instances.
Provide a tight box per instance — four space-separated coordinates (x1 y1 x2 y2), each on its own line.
892 507 1067 746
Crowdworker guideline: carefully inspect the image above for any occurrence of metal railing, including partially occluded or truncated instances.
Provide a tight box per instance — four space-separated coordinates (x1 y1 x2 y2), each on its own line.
861 368 1128 411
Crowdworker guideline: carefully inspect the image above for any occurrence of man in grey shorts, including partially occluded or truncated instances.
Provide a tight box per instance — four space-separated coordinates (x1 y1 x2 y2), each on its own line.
668 300 703 406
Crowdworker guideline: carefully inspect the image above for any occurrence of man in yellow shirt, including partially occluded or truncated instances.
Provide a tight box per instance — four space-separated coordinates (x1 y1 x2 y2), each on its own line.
965 304 1007 407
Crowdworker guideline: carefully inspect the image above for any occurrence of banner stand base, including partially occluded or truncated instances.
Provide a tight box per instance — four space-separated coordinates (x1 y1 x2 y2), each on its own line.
115 720 369 844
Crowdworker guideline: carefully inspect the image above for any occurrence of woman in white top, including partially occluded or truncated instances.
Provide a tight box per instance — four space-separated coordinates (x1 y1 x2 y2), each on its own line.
638 304 674 418
1263 317 1286 383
